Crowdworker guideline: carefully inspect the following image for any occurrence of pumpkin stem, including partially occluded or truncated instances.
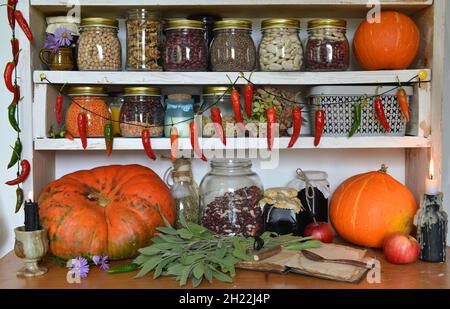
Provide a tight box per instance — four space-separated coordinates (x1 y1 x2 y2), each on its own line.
87 192 110 207
379 164 388 173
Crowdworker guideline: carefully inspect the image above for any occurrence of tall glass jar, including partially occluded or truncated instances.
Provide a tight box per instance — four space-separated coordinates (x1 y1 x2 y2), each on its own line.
126 9 162 71
199 159 264 236
210 20 256 72
77 18 121 71
201 87 237 137
65 86 110 137
305 19 349 72
163 20 207 71
164 94 195 138
120 87 164 137
259 19 303 71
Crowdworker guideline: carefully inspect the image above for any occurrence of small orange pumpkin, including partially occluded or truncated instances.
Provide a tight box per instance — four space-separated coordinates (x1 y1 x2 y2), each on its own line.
353 11 420 70
330 165 417 248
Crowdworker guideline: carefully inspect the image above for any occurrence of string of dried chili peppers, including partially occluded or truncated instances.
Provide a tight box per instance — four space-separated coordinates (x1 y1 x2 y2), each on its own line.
104 123 113 157
77 113 88 149
14 10 33 42
397 88 410 122
288 107 302 148
11 38 19 65
348 100 362 138
4 62 16 93
314 108 325 147
189 120 207 161
230 88 245 131
7 0 18 30
141 129 156 160
8 104 20 132
373 86 391 132
210 106 226 145
7 138 22 169
5 159 30 186
266 107 277 151
170 126 179 162
15 186 24 213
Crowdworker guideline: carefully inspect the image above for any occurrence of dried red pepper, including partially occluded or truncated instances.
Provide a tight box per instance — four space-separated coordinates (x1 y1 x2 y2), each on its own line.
7 0 18 30
5 160 30 186
210 107 226 145
62 131 74 140
231 88 244 130
170 126 179 162
11 38 19 65
11 85 21 106
397 87 410 122
244 84 253 118
4 62 16 93
104 123 113 157
56 95 63 125
288 107 302 148
77 113 87 149
314 108 325 147
15 10 34 42
266 107 277 151
374 98 391 132
141 129 156 160
189 121 207 161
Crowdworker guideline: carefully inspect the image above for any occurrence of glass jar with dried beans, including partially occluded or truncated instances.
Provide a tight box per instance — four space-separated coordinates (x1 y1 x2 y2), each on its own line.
163 20 207 71
66 86 111 137
199 159 264 237
305 19 349 72
210 20 256 72
119 87 164 137
77 18 121 71
126 9 162 71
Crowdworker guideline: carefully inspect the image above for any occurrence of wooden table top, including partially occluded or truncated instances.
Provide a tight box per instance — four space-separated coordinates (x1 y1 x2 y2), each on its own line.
0 248 449 289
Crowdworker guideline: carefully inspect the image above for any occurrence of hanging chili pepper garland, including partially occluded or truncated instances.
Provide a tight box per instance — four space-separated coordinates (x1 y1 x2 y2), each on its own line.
141 129 156 160
104 123 113 157
266 107 277 151
288 107 302 148
189 120 207 161
11 38 19 65
77 113 88 149
5 160 30 186
170 126 179 162
348 99 362 138
210 106 226 146
244 72 254 118
396 77 410 122
314 108 325 147
374 86 391 132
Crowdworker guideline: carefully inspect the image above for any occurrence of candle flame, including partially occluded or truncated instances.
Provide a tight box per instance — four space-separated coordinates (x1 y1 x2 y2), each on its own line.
28 191 33 202
429 158 435 180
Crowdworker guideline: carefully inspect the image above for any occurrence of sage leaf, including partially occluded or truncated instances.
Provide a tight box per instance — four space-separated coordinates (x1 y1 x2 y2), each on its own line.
135 256 162 278
204 264 213 283
158 204 173 228
193 263 204 279
180 264 194 286
177 228 193 240
166 263 186 276
211 268 233 283
138 246 161 256
156 226 178 235
192 276 203 288
153 256 178 279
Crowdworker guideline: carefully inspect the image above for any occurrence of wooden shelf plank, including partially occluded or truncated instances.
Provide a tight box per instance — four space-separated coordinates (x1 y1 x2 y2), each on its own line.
34 69 431 86
34 136 431 151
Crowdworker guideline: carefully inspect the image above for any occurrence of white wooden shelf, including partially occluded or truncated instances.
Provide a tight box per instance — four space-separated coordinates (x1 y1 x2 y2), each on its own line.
34 69 431 86
34 136 431 151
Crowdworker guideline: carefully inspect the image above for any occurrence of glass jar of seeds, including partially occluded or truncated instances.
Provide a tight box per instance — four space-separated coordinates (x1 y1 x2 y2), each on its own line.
199 159 264 237
259 19 303 71
210 20 256 72
119 87 164 137
305 19 349 71
126 9 162 71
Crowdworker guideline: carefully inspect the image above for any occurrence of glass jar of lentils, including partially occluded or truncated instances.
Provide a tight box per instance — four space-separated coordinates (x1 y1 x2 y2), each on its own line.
305 19 349 72
126 9 162 71
163 19 207 71
119 87 164 137
199 159 264 237
77 18 121 71
210 20 256 71
259 19 303 71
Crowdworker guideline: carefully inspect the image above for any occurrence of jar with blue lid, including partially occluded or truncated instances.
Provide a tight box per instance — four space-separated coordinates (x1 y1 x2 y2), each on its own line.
164 94 195 137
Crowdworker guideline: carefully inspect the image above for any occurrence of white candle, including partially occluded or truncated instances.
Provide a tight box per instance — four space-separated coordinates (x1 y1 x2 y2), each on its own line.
425 158 439 195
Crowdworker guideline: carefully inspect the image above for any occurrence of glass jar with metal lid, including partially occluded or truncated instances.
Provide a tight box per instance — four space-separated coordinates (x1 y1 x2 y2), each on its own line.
210 20 256 71
65 86 111 137
163 19 207 71
77 17 122 71
259 19 303 71
119 87 164 137
126 9 162 71
305 19 349 71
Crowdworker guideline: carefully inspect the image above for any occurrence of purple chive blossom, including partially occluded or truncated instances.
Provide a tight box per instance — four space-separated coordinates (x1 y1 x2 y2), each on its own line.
43 34 57 52
68 257 90 278
92 255 110 270
54 27 73 48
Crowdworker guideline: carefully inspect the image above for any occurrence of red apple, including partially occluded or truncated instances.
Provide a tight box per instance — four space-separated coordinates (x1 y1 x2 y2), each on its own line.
383 232 420 264
303 222 334 243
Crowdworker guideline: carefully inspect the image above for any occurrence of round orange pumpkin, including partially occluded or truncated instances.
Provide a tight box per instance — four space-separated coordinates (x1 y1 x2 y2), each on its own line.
330 166 417 248
353 11 420 70
39 164 176 260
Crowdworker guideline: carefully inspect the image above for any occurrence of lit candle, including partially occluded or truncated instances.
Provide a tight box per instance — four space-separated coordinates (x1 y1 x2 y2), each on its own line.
24 191 40 231
425 158 439 195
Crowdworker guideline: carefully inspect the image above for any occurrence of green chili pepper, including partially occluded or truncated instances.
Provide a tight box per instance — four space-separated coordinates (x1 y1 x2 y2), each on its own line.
104 123 113 157
106 263 138 274
15 187 24 213
7 138 22 169
348 102 362 138
8 103 20 132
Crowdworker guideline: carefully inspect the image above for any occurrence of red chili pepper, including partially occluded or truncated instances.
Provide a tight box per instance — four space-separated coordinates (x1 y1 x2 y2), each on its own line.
189 121 207 161
4 62 16 93
15 10 34 42
11 38 19 65
231 88 245 131
56 95 63 126
7 0 18 30
77 113 87 149
5 160 30 186
397 88 410 122
63 132 74 141
141 129 156 160
266 107 277 151
374 98 391 132
210 107 226 146
170 127 179 162
314 108 325 147
288 107 302 148
244 84 253 118
11 85 21 106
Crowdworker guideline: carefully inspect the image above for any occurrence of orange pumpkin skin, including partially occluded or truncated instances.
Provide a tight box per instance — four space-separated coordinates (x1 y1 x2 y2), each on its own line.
353 11 420 70
330 168 417 248
39 165 176 260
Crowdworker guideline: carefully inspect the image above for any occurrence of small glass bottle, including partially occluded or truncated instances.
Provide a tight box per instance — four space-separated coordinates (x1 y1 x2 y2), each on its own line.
164 93 195 138
108 93 123 137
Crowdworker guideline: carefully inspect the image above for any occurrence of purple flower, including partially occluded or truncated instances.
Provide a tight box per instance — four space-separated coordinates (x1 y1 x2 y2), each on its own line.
67 257 90 278
43 34 57 52
92 255 110 270
54 27 73 48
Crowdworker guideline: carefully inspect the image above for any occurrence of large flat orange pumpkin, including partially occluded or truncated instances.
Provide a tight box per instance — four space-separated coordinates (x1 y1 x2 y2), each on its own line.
330 166 417 248
39 165 176 260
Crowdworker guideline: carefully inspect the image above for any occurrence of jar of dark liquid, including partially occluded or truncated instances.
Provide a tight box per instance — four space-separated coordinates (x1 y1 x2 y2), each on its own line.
287 170 330 236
